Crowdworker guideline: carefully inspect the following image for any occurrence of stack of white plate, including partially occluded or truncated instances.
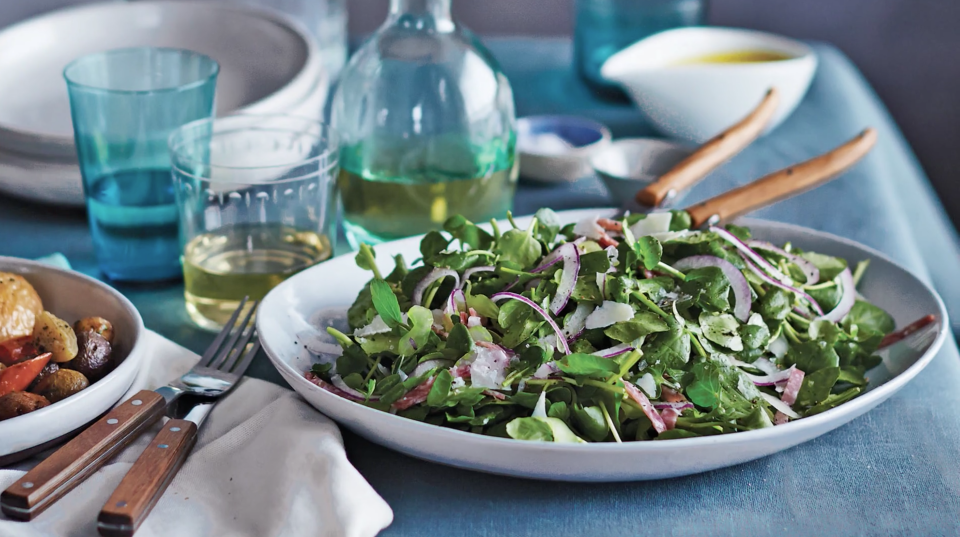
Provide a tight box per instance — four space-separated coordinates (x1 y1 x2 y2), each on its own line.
0 1 330 206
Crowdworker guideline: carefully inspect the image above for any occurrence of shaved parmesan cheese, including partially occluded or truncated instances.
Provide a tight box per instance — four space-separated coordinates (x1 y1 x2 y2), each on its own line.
585 301 635 329
353 315 393 337
629 212 672 238
636 373 657 398
469 346 512 389
532 390 548 418
573 215 604 240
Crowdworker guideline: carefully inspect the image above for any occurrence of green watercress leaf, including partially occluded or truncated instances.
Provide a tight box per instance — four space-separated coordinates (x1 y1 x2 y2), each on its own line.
795 366 841 406
443 215 493 250
370 279 403 328
634 236 663 271
603 312 670 343
556 353 620 378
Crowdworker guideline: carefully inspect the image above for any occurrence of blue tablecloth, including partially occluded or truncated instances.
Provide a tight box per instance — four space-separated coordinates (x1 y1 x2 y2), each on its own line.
2 38 960 536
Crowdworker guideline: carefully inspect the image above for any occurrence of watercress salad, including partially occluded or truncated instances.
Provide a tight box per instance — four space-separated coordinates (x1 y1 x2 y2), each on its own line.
305 209 917 443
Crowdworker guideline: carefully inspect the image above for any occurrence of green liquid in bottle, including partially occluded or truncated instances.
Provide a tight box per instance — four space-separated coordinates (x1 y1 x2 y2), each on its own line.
339 139 517 246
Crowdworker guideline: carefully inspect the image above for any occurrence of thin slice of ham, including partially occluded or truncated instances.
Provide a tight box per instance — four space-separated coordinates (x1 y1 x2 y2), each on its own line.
623 381 668 434
392 376 436 410
305 372 365 402
660 407 681 430
781 367 805 406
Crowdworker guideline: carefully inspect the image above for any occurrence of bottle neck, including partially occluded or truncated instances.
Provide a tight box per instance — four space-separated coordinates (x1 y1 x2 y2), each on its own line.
389 0 452 23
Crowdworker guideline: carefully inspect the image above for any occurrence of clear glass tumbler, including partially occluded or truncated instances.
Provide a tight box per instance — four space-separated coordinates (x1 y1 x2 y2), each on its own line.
64 47 219 282
575 0 708 92
169 115 339 330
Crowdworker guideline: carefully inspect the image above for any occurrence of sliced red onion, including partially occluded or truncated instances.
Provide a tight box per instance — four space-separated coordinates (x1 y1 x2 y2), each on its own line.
653 401 694 411
740 254 825 316
532 243 579 315
817 268 856 323
711 226 790 283
747 240 820 285
623 382 668 434
444 288 467 315
491 292 571 354
413 268 460 306
591 343 635 358
562 303 593 341
741 366 795 386
331 374 377 401
759 391 799 419
530 245 565 273
533 361 559 379
781 367 805 406
672 255 752 322
412 358 454 378
461 266 496 287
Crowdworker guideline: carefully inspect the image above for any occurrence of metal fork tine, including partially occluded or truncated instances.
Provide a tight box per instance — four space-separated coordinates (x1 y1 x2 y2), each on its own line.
208 300 259 371
200 296 248 367
221 312 259 372
231 337 261 378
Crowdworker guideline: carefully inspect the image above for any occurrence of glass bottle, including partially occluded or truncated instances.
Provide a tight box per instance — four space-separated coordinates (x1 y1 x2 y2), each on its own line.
331 0 518 246
575 0 708 93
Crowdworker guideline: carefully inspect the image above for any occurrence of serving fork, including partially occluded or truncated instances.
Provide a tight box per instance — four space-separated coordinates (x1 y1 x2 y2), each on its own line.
1 298 260 522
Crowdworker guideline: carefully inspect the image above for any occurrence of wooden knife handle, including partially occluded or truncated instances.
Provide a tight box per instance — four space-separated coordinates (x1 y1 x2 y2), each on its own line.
685 128 878 228
0 390 166 521
97 419 197 537
636 88 781 207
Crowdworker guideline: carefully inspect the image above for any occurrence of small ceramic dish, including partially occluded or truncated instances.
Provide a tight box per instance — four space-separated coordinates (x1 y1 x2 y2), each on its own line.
517 116 612 184
591 138 694 208
601 27 817 144
0 258 145 464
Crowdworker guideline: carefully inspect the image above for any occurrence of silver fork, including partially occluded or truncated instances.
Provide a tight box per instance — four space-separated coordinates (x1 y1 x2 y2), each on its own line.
1 298 260 522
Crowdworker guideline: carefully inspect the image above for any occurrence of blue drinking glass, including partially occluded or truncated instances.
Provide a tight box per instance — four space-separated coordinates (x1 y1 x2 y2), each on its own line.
64 47 219 282
575 0 708 93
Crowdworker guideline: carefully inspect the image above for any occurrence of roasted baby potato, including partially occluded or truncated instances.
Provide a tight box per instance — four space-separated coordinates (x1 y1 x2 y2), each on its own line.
66 331 112 382
73 317 114 344
0 273 43 344
28 362 59 391
32 311 78 363
0 391 50 421
33 369 89 403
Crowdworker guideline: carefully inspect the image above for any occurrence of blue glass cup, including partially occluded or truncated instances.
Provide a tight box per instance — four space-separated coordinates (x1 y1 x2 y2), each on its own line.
575 0 708 93
64 47 219 282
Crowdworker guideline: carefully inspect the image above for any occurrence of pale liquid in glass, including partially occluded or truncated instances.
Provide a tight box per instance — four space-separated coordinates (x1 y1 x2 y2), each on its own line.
183 224 332 329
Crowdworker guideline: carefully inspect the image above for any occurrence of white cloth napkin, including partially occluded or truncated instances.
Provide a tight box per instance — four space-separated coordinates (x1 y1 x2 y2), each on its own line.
0 330 394 537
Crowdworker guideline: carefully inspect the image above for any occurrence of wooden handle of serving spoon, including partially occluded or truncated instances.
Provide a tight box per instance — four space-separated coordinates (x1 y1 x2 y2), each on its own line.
684 127 878 228
0 391 166 521
97 419 197 537
635 87 781 208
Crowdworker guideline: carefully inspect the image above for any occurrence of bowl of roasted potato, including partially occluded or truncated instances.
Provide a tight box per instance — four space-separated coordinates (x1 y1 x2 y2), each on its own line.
0 257 144 461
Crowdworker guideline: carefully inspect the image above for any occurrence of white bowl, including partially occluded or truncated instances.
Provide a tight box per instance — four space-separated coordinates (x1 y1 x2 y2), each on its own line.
601 27 818 144
591 138 694 208
0 1 327 206
517 116 612 183
0 258 145 463
257 209 948 482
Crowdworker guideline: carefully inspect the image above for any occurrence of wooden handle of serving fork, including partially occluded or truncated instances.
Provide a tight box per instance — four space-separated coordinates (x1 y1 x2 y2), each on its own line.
97 419 197 537
635 88 781 208
1 390 166 521
684 128 878 228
